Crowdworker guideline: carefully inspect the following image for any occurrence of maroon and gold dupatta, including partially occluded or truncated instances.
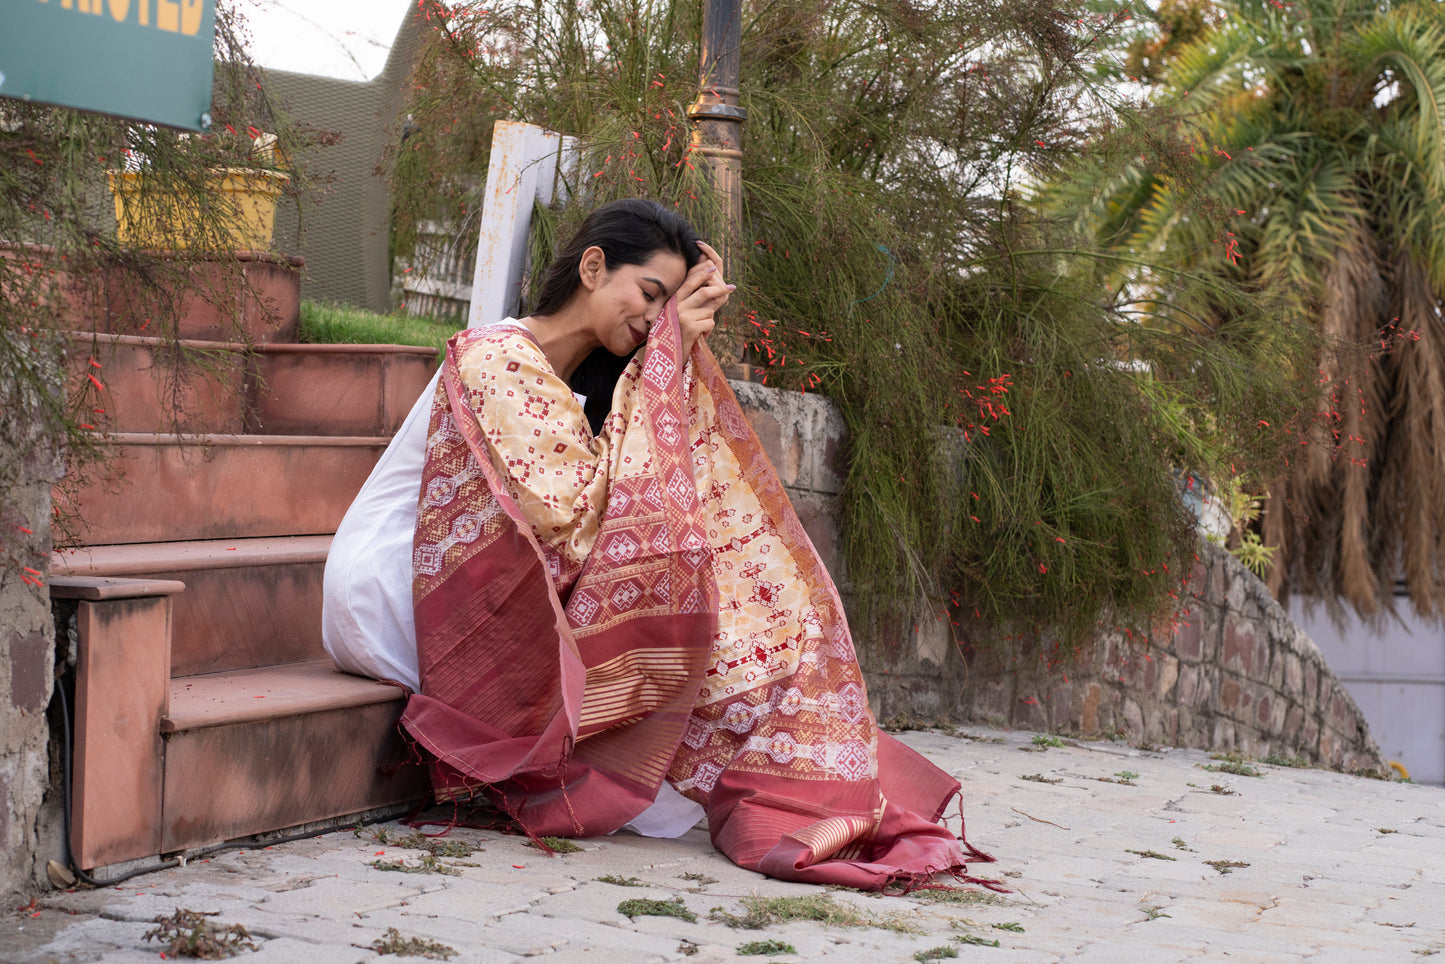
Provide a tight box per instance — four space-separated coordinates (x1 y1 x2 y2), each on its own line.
401 300 994 890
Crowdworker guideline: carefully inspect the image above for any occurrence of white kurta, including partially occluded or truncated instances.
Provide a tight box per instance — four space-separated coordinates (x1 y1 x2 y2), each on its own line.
320 321 702 838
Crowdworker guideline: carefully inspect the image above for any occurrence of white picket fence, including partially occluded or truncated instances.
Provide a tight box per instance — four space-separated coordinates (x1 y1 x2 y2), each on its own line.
398 121 577 324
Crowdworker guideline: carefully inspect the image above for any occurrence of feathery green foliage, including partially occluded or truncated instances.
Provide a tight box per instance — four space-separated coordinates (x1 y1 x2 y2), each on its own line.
1067 0 1445 621
389 0 1318 647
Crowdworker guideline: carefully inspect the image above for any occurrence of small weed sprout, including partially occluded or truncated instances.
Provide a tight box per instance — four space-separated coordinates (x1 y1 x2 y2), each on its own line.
143 909 257 959
368 854 461 876
1204 860 1251 874
738 939 798 956
370 927 457 960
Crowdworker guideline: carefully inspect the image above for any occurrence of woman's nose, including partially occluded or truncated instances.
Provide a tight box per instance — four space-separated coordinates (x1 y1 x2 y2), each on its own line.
644 302 663 323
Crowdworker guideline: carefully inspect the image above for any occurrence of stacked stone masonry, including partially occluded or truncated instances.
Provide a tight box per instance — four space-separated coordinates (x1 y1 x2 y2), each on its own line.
0 404 63 901
731 379 1385 775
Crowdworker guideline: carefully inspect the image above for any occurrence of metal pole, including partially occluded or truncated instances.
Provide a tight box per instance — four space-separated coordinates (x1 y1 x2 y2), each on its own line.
688 0 747 372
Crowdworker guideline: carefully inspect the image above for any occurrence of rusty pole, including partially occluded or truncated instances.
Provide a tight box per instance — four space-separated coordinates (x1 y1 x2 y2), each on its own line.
688 0 747 371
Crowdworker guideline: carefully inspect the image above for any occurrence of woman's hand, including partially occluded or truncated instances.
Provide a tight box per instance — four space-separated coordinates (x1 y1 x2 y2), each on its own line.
674 240 733 358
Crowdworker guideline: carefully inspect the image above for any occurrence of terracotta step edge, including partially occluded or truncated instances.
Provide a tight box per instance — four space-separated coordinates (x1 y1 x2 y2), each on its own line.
257 343 439 357
164 659 406 734
92 432 392 446
58 331 439 357
52 535 334 576
2 242 303 268
57 330 247 351
49 574 187 600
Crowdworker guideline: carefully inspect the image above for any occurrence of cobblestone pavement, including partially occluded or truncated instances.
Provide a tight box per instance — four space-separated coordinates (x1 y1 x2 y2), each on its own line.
7 727 1444 963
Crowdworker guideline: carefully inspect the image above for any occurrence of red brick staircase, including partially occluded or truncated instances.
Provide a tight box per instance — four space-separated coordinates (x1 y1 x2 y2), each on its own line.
48 254 435 871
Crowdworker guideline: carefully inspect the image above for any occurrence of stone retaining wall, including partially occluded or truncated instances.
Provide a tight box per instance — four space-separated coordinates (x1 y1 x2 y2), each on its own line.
732 379 1386 774
0 405 64 900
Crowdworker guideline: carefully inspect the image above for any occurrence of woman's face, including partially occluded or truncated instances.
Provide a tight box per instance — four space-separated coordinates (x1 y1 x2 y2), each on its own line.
586 248 689 356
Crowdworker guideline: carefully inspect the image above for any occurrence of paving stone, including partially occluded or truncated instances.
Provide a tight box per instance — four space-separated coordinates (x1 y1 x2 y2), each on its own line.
14 726 1445 964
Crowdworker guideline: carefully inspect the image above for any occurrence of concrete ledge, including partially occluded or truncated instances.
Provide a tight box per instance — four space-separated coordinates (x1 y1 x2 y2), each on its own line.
72 594 173 869
49 575 186 600
165 660 407 733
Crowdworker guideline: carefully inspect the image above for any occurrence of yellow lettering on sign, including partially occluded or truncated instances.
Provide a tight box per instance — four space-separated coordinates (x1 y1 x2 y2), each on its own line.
180 0 201 35
40 0 199 33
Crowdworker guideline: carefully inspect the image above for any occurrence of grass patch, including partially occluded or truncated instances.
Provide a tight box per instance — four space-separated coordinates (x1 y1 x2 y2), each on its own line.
299 300 458 356
618 897 697 923
907 888 1007 906
954 933 1001 947
1126 849 1177 861
1172 837 1193 851
1099 770 1138 786
1142 906 1172 921
373 828 479 858
1377 828 1399 834
916 947 959 960
596 874 645 886
143 909 257 959
1200 761 1263 778
709 895 917 933
1020 773 1062 784
738 939 797 955
677 871 718 885
1031 735 1064 749
368 854 461 876
370 927 457 960
528 836 584 854
1204 860 1250 875
994 922 1024 932
1261 753 1310 768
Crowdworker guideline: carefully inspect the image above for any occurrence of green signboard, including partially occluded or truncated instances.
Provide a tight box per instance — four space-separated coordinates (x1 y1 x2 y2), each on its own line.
0 0 217 130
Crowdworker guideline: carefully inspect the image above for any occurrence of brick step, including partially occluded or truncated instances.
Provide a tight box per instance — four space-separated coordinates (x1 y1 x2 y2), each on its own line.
3 243 303 343
52 536 332 677
59 433 388 545
66 332 437 436
246 343 438 436
161 660 428 853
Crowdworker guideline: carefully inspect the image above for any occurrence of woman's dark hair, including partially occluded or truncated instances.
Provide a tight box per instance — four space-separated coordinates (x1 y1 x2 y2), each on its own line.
530 198 702 315
530 199 702 434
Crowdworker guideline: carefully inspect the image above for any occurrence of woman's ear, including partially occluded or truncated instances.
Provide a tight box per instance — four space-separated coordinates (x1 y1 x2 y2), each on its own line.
578 246 606 291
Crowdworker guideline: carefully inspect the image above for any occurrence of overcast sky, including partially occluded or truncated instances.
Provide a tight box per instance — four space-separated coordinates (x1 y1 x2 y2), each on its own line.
238 0 413 81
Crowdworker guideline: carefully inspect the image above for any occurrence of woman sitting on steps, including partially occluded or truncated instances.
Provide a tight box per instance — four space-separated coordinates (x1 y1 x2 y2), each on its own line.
322 198 993 890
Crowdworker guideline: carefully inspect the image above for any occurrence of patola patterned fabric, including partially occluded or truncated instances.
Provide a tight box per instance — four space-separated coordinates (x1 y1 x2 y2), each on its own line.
401 301 994 890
